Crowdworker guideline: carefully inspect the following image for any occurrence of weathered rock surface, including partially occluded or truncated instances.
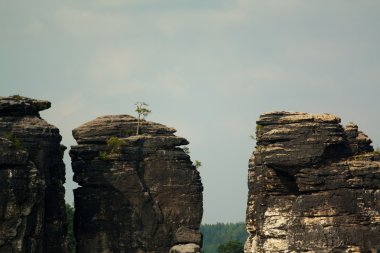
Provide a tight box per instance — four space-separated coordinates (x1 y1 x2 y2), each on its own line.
169 243 200 253
70 115 203 253
246 111 380 253
0 95 68 252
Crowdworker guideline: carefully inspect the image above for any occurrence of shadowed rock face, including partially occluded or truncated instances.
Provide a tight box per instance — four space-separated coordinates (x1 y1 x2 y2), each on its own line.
70 115 203 253
246 111 380 253
0 96 68 253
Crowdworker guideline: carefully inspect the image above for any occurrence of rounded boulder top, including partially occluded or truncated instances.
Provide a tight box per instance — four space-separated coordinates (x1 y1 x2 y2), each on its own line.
0 95 51 116
72 115 178 144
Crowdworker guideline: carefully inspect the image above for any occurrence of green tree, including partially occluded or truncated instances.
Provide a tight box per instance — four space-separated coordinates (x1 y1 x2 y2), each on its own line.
135 102 151 135
217 240 244 253
65 204 76 253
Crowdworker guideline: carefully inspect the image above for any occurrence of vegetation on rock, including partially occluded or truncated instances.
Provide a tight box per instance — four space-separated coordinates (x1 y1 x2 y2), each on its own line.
3 132 23 150
194 160 202 169
135 102 151 135
70 115 203 252
12 94 23 100
98 151 111 161
106 136 124 153
98 136 125 160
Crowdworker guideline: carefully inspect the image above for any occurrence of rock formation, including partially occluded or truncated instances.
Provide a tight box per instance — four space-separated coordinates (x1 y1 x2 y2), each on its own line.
0 95 68 252
70 115 203 253
246 111 380 253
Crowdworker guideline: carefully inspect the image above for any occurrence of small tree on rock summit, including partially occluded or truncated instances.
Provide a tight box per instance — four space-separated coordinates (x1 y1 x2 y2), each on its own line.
135 102 151 135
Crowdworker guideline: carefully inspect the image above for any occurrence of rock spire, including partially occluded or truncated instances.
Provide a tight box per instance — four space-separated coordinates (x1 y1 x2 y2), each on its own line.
70 115 203 253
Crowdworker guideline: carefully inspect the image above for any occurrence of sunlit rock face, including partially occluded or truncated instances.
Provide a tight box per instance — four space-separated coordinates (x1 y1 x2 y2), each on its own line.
0 95 68 253
70 115 203 253
245 111 380 253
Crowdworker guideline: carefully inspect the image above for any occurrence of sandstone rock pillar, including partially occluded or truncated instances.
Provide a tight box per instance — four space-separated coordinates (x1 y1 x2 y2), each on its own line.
246 111 380 252
70 115 203 253
0 95 68 253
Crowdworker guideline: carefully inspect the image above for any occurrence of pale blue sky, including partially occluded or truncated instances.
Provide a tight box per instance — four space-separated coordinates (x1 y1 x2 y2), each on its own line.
1 0 380 224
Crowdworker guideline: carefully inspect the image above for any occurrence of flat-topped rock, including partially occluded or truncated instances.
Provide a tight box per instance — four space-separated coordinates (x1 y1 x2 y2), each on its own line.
257 111 341 125
254 112 350 169
0 95 51 116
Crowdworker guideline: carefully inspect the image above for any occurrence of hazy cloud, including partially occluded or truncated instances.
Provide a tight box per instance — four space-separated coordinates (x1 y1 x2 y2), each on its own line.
26 18 45 35
87 47 132 82
54 6 131 37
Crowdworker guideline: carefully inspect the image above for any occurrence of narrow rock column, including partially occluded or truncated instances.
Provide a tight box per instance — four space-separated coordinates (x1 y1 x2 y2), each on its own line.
245 111 380 253
70 115 203 253
0 95 68 253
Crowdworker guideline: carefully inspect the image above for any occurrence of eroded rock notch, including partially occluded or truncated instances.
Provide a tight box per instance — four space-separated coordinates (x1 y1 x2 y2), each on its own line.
70 115 203 253
0 95 68 252
246 111 380 253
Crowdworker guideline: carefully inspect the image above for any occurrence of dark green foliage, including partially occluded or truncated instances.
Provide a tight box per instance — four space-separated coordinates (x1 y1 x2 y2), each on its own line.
99 151 111 161
3 133 23 150
66 204 75 253
106 136 124 153
98 136 125 160
97 136 125 160
201 222 247 253
217 240 244 253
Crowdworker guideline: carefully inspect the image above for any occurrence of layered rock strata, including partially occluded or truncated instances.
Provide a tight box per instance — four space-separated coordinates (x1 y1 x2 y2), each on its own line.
70 115 203 253
246 111 380 253
0 95 68 252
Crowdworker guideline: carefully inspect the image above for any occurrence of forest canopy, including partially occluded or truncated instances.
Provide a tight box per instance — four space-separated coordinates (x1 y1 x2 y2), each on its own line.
201 222 247 253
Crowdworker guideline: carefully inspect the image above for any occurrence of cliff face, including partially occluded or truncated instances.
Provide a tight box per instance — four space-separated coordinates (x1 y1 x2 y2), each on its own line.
70 115 203 253
0 96 68 252
246 111 380 253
